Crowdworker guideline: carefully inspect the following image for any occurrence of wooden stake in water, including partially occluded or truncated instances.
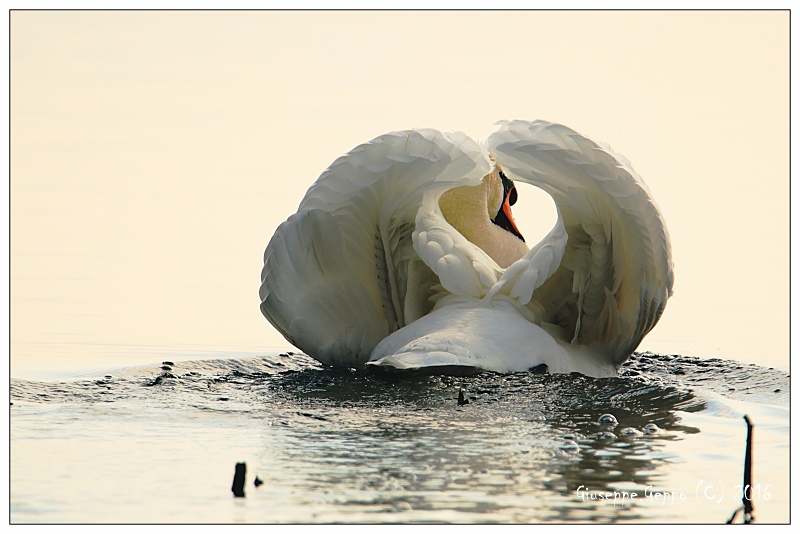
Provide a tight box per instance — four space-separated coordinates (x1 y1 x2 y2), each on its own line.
727 415 755 524
232 462 247 498
457 388 469 406
742 414 755 523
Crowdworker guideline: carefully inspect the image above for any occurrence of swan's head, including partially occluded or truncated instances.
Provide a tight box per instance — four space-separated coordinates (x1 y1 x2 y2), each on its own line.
439 164 526 243
480 162 525 243
438 163 528 267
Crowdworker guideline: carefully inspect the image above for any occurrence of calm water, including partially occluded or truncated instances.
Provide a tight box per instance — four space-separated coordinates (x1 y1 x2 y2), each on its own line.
10 352 790 524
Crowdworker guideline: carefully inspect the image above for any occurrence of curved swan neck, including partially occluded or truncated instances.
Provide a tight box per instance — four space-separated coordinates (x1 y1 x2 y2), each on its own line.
438 168 528 269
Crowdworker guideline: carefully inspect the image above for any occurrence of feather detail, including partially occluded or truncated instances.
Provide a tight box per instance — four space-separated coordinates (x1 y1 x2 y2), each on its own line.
488 120 674 364
260 129 490 366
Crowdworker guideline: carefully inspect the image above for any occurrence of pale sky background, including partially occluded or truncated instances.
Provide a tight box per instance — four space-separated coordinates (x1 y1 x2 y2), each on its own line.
8 10 790 378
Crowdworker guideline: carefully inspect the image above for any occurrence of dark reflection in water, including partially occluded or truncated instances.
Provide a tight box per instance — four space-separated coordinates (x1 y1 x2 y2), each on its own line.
10 352 790 523
260 362 709 522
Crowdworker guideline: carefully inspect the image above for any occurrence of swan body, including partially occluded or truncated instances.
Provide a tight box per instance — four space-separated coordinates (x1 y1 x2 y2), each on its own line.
259 120 674 377
369 295 616 377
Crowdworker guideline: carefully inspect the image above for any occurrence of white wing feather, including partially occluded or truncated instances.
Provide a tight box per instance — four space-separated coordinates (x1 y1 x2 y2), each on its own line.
412 188 504 299
485 213 568 307
260 129 490 366
488 120 674 363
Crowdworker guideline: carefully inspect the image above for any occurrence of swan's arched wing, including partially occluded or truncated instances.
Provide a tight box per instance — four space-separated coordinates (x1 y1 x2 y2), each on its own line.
260 209 389 364
488 120 674 363
260 129 490 366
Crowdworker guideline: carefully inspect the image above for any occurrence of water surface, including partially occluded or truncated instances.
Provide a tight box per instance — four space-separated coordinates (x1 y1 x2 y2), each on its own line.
10 352 790 523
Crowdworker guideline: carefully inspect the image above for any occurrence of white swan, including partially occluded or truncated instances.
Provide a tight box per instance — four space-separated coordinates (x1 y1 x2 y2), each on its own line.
259 120 674 377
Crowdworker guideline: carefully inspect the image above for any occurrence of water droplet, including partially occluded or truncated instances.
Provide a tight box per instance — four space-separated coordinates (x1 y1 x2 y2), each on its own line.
598 413 618 425
620 427 644 437
643 423 659 434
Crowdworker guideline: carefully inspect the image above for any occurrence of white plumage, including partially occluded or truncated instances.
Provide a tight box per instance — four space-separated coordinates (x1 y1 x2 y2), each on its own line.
259 120 673 377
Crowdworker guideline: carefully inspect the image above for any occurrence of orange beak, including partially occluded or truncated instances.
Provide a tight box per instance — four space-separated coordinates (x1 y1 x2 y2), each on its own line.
494 171 525 242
